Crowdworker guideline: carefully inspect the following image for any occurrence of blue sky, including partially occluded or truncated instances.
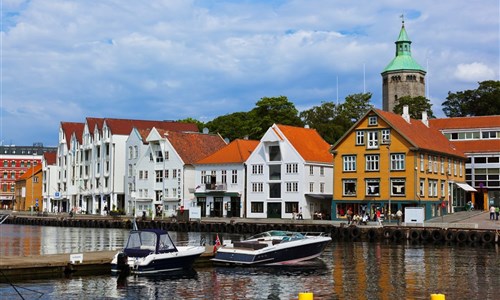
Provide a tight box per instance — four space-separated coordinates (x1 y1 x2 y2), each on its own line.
1 0 498 146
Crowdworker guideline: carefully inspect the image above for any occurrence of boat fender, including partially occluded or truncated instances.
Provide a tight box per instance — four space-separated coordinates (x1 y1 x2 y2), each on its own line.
444 230 455 242
367 229 378 240
350 227 361 239
456 231 468 243
409 230 420 240
431 230 444 242
383 228 393 239
480 231 494 244
420 230 431 241
393 229 403 241
467 231 480 243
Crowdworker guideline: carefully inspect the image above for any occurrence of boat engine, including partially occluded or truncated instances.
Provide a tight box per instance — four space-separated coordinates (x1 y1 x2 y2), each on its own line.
116 252 130 275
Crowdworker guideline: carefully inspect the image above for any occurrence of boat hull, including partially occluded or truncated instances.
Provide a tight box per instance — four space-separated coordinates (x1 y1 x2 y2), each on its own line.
213 238 330 266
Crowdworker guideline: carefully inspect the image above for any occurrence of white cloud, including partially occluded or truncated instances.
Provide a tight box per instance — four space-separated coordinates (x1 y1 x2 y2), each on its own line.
454 63 496 83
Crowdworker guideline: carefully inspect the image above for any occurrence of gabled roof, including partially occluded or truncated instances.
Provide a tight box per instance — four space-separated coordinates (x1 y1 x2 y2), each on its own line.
196 139 259 164
103 118 198 135
276 124 333 163
374 109 465 158
43 152 57 165
429 115 500 130
17 165 42 181
155 129 227 164
60 122 85 149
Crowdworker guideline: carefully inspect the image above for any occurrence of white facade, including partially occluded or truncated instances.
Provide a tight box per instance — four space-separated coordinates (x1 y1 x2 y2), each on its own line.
193 163 246 218
41 156 58 212
245 125 333 219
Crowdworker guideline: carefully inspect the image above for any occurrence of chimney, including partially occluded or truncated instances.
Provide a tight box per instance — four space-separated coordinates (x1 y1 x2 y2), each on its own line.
402 105 411 123
421 111 429 127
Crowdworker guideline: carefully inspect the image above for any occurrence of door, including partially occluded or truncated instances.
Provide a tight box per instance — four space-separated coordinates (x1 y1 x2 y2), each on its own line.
267 202 281 218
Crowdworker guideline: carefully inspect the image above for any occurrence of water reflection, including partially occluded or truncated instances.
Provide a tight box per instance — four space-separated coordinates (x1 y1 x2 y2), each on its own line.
1 225 499 299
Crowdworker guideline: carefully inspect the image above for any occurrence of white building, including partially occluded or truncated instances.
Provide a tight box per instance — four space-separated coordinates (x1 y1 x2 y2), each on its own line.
126 128 226 218
41 152 58 212
194 139 259 218
245 124 333 219
57 118 197 215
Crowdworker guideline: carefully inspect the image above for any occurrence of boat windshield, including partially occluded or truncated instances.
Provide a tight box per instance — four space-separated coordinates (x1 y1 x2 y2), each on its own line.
126 231 157 250
247 230 305 240
158 233 176 251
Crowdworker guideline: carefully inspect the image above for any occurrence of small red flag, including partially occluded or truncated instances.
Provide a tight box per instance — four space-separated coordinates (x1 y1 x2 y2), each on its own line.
213 234 221 254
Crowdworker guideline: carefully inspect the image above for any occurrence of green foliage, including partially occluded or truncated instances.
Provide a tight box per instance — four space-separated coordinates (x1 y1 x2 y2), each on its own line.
205 112 254 141
300 93 372 144
393 96 435 119
176 117 205 132
442 80 500 117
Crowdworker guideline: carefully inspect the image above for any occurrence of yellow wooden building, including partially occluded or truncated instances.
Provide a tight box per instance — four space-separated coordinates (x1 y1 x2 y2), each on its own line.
330 107 472 221
14 164 43 211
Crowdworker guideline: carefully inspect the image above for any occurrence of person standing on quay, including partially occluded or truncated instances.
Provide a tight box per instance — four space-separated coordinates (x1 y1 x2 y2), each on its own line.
489 206 496 220
396 209 403 226
496 206 499 221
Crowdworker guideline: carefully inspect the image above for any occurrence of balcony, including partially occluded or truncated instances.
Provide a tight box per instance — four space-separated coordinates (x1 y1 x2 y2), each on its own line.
205 183 227 192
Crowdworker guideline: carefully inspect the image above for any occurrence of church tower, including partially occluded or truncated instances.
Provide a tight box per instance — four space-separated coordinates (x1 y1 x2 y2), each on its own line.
382 20 426 112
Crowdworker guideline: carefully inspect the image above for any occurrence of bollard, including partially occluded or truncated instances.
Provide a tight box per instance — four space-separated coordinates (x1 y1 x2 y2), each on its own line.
430 294 445 300
298 292 313 300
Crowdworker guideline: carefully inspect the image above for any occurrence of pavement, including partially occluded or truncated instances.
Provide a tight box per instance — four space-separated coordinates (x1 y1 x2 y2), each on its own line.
426 210 500 230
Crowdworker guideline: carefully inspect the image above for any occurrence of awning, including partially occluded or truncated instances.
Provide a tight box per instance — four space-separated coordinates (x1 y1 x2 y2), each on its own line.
305 194 333 201
455 182 477 192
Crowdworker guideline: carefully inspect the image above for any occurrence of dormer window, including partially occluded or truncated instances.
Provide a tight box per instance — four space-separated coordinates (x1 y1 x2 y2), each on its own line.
368 116 378 126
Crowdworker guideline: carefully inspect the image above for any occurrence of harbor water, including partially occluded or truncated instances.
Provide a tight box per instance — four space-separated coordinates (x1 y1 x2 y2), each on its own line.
0 224 498 299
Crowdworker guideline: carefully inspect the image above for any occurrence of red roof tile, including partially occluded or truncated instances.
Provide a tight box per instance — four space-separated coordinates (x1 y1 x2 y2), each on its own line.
155 129 227 164
429 115 500 130
43 152 57 165
375 109 465 158
277 124 333 163
447 140 500 154
196 139 259 164
60 122 85 149
17 165 42 181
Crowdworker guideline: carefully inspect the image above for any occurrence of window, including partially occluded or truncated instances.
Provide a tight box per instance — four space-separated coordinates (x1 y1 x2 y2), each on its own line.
366 179 380 196
221 170 227 183
286 182 298 192
251 202 264 213
368 116 378 126
367 131 379 149
459 162 463 177
285 202 299 214
269 183 281 198
381 129 390 144
252 164 263 174
428 180 438 197
448 158 452 175
269 165 281 180
173 169 177 178
440 180 445 198
201 171 206 184
164 169 169 179
309 182 314 193
252 182 263 192
309 166 314 175
365 155 380 171
391 179 405 196
155 170 163 182
155 150 163 162
356 131 365 145
433 156 438 173
134 146 138 158
128 164 133 176
420 179 425 197
320 166 324 176
3 172 7 179
139 170 143 179
343 156 356 172
11 172 15 179
164 151 169 160
454 161 457 176
390 154 405 171
33 176 39 183
269 145 281 161
420 154 425 171
128 146 133 159
441 157 445 174
3 161 7 167
144 171 148 179
428 155 433 172
231 170 237 184
343 179 356 196
286 163 298 174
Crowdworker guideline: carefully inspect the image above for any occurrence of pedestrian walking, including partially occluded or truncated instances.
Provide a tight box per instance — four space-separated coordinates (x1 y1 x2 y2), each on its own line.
489 206 495 220
396 209 403 226
496 206 499 221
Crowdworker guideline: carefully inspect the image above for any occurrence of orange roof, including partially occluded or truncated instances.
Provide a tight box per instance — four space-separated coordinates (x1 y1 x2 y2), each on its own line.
16 165 42 181
447 140 499 154
277 124 333 163
375 109 465 158
429 115 500 130
43 152 57 165
196 139 259 164
155 129 227 164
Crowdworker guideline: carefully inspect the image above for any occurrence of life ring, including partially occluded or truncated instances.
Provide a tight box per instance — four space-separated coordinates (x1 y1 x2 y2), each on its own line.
367 228 378 240
480 231 495 244
444 231 455 242
393 229 404 241
409 229 420 240
456 231 468 243
468 231 480 243
383 228 393 239
420 229 431 241
431 229 444 242
350 227 361 239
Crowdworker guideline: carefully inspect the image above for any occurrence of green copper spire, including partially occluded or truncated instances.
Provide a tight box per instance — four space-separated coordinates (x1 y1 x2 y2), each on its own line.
382 20 425 73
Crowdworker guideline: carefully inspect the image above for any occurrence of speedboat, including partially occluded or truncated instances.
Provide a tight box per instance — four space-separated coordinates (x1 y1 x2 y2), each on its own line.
212 230 331 266
111 229 205 275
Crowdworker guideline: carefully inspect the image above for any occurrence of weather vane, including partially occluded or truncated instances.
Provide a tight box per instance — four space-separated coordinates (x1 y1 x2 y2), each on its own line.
400 14 405 24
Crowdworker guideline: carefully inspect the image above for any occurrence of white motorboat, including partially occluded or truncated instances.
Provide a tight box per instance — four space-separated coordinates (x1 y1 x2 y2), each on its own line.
212 230 331 266
111 229 205 275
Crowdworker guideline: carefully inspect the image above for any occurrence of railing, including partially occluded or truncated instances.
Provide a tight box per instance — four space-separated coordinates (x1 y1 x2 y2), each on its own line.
205 183 227 191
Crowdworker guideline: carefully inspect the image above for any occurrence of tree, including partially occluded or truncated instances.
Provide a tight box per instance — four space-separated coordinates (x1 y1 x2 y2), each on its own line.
339 93 373 123
393 96 435 119
176 117 205 132
205 112 253 141
442 80 500 117
248 96 303 139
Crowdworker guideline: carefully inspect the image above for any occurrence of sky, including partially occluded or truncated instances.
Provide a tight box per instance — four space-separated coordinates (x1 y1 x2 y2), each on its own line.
1 0 498 147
